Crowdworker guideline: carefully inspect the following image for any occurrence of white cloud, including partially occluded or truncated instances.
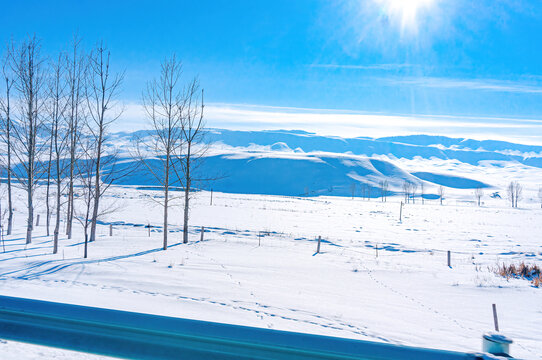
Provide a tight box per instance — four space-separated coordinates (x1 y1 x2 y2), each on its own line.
386 76 542 94
309 63 415 71
116 102 542 145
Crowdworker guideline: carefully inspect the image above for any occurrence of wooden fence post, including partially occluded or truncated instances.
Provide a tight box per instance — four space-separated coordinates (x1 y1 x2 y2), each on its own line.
447 251 451 267
210 189 213 206
109 224 113 237
316 236 321 254
148 223 151 237
35 214 40 227
200 226 204 242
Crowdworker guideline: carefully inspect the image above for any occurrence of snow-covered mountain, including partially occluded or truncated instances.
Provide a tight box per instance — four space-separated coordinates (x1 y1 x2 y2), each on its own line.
106 129 542 198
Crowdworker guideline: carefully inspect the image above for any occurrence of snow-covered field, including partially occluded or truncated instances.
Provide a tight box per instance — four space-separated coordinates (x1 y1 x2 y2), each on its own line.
1 186 541 359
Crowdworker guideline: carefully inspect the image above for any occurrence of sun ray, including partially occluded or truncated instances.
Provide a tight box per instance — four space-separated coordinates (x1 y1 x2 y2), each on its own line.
377 0 436 32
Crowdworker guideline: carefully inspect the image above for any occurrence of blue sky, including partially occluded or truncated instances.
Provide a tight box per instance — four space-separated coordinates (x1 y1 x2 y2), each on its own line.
2 0 542 143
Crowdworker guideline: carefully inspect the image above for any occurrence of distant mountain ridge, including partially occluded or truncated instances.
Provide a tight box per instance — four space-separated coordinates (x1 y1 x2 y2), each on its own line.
100 128 523 197
6 128 537 197
201 129 542 167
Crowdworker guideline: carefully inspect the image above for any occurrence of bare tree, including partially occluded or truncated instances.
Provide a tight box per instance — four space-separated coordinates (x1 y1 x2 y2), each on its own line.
403 181 410 203
420 182 425 205
75 135 123 258
74 149 95 258
65 35 86 239
350 182 356 199
403 181 417 204
85 42 124 243
507 182 515 208
379 180 388 202
438 185 444 205
44 111 53 236
179 79 206 244
474 187 483 207
8 36 47 244
514 182 522 208
0 50 14 235
507 181 521 208
411 182 418 204
45 54 69 254
136 55 184 250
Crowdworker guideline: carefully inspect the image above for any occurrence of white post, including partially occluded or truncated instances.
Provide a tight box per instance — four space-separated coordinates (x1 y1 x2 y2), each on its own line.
482 332 512 356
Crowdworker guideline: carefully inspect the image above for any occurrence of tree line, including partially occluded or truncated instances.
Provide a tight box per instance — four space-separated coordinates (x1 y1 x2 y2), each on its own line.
351 179 535 208
0 35 206 257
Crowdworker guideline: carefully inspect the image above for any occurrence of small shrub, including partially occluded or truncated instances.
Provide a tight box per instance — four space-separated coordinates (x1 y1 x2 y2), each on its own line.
495 262 541 287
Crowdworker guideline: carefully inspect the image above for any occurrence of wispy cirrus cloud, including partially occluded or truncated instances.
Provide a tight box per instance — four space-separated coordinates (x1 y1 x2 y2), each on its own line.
310 63 415 71
382 76 542 94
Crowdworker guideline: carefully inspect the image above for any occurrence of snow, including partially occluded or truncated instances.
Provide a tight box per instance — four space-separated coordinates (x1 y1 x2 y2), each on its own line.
1 185 541 359
94 129 542 199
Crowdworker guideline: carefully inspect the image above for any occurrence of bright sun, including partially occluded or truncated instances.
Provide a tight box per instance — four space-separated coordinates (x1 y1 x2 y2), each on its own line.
378 0 435 31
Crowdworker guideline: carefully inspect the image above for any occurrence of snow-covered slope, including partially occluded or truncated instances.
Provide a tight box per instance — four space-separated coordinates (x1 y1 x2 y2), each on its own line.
106 129 542 197
1 187 541 358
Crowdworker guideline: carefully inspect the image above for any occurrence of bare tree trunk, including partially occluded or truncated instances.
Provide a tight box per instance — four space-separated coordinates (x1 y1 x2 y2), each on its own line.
89 139 102 243
53 177 61 253
65 164 73 237
179 84 208 245
84 231 88 258
6 152 13 235
183 148 191 244
9 38 46 245
163 184 168 249
45 125 53 237
65 37 84 239
1 73 14 235
163 149 170 250
26 181 33 244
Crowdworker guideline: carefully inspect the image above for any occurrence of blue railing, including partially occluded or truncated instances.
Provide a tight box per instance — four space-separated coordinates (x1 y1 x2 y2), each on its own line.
0 295 490 359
